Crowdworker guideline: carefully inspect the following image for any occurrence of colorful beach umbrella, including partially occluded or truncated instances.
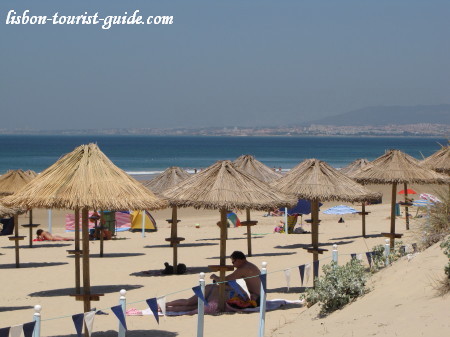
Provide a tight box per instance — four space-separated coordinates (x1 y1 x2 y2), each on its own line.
323 205 359 215
398 189 417 195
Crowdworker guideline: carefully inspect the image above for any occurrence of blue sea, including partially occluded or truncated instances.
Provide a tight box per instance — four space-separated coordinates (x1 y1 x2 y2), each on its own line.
0 135 446 178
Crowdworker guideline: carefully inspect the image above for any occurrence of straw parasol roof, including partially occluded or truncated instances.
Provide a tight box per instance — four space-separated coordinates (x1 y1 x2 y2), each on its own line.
163 160 297 210
0 169 35 196
25 170 38 178
421 145 450 174
143 166 190 195
353 149 449 184
233 155 282 183
340 158 370 178
273 159 379 202
0 201 23 217
3 143 168 211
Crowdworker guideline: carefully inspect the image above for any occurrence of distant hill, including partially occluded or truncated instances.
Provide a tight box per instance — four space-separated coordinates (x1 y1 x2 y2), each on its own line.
308 104 450 126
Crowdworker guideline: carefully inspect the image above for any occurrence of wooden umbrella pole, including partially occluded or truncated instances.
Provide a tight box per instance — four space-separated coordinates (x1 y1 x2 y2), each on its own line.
14 214 20 268
390 183 397 248
99 210 104 257
246 208 252 257
82 208 91 313
404 183 410 230
172 206 178 273
361 203 366 237
75 208 81 294
219 208 227 312
29 209 33 247
311 199 319 285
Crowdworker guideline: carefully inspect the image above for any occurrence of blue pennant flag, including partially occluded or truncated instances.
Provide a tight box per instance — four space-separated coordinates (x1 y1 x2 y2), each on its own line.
72 313 84 337
366 252 372 267
111 305 127 331
298 265 305 286
227 280 247 299
313 260 320 278
146 298 159 324
0 327 10 337
259 274 267 292
351 253 356 260
22 321 36 337
192 285 208 306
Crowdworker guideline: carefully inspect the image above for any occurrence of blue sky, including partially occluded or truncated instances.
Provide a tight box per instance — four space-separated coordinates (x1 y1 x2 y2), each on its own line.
1 0 449 130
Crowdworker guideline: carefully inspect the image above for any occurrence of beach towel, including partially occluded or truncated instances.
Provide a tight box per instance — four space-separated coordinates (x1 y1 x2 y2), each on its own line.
138 299 303 316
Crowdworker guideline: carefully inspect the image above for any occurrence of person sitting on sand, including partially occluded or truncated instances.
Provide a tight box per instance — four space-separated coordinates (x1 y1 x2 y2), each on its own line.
36 229 73 241
164 251 261 313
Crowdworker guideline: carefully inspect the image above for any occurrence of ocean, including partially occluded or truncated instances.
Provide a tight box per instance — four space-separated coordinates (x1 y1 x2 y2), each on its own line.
0 135 446 178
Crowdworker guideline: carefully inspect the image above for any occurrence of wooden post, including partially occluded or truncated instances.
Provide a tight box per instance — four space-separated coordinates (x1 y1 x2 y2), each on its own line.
99 210 104 257
82 208 91 313
311 199 319 286
28 209 33 248
404 183 410 230
361 203 366 237
246 209 252 257
75 208 81 294
390 183 397 248
218 208 227 311
14 214 20 268
172 206 178 273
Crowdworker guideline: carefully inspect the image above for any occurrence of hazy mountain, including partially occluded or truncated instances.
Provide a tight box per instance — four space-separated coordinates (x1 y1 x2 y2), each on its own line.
307 104 450 126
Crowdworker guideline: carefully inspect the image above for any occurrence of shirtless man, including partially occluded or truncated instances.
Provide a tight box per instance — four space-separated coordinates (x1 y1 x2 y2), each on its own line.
165 251 261 312
36 229 73 241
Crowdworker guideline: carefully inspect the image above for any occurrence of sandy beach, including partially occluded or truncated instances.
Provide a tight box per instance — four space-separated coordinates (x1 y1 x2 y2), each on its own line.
1 184 449 336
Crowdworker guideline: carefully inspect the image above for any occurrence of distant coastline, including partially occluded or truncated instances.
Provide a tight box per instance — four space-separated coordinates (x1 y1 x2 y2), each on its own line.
0 123 448 137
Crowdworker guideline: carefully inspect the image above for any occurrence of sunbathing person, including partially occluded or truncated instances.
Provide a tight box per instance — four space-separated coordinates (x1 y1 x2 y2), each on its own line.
165 251 261 313
36 229 73 241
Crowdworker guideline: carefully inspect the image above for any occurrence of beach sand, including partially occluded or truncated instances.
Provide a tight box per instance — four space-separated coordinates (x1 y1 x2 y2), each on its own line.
1 184 448 336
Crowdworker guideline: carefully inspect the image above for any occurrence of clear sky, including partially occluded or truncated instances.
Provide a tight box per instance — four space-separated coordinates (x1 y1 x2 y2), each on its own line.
1 0 449 130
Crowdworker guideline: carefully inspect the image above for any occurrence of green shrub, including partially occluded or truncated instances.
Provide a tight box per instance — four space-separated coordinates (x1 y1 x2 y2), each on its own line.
419 190 450 249
301 259 369 315
440 236 450 280
370 241 407 272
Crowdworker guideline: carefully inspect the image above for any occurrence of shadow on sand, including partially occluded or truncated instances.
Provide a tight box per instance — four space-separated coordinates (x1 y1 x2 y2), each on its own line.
67 253 145 258
274 240 354 250
50 330 178 337
131 266 211 277
206 252 297 259
28 284 143 297
266 286 310 294
0 305 34 312
0 262 68 269
144 243 218 249
195 236 264 242
330 233 383 240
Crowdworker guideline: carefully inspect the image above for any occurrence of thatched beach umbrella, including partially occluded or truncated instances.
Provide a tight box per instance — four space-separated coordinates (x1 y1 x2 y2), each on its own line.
421 145 450 174
163 160 296 310
353 149 449 248
143 166 190 272
341 159 372 236
4 143 168 313
340 159 370 177
0 201 23 218
234 155 283 256
273 159 378 284
25 170 38 178
0 169 35 261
